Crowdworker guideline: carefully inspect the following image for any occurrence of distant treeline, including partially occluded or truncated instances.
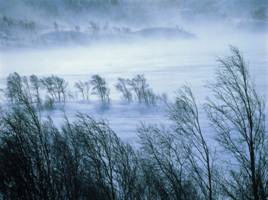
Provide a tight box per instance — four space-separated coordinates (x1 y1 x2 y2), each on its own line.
0 47 267 199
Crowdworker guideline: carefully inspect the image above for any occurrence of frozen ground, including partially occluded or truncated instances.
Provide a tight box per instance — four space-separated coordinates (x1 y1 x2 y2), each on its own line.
0 29 267 145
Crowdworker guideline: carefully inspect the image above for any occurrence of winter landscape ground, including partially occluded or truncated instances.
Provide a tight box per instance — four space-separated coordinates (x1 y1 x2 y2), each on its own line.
1 26 267 144
0 0 268 199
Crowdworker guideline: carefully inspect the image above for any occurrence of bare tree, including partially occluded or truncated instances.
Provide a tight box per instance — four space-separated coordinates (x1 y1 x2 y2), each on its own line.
6 73 44 110
5 73 41 112
30 75 42 109
128 74 148 104
6 72 26 104
115 78 132 103
138 123 199 200
0 103 110 199
0 93 56 199
128 74 158 106
170 85 216 200
91 75 110 105
114 142 143 200
74 80 91 101
64 114 147 200
42 75 68 103
206 46 267 200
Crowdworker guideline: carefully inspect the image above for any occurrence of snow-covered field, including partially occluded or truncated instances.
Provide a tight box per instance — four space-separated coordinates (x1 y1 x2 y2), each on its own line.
0 30 267 144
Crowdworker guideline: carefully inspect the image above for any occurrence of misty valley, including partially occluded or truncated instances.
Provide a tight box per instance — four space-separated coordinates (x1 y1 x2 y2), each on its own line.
0 0 267 200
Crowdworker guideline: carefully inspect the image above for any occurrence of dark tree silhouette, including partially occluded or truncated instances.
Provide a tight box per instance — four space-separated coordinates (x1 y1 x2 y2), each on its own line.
41 75 68 103
170 85 217 200
115 78 132 103
206 46 267 200
91 75 110 105
74 80 91 101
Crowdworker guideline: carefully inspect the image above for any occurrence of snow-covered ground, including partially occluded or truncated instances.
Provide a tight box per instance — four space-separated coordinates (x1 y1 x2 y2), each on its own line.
0 29 267 145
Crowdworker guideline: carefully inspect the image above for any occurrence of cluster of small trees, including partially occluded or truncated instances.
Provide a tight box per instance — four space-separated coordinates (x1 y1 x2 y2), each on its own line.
0 47 267 199
115 75 161 105
3 72 161 110
5 73 68 110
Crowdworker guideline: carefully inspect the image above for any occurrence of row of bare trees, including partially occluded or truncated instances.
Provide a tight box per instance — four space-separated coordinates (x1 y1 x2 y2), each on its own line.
75 74 161 106
3 73 160 110
115 75 164 105
0 47 267 199
5 73 68 110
